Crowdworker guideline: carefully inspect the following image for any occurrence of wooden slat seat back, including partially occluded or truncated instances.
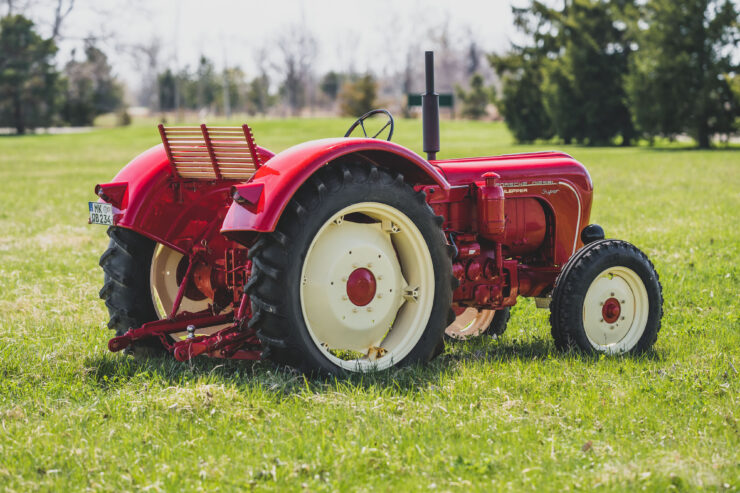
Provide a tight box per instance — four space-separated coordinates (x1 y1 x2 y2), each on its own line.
158 123 261 180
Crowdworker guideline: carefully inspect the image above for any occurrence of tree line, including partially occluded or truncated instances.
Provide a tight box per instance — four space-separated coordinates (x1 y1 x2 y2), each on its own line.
490 0 740 147
153 61 382 119
1 1 494 135
0 14 125 134
3 1 737 147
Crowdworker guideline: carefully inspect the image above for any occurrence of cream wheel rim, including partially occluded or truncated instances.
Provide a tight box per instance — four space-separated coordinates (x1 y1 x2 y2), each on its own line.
150 244 229 339
445 308 495 340
300 202 435 371
582 266 649 353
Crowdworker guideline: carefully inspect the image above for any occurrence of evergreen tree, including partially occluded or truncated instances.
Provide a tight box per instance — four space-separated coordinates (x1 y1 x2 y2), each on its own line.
158 69 176 111
625 0 740 147
490 50 553 143
492 1 637 145
339 74 377 117
456 73 491 120
246 73 274 115
547 0 636 145
61 40 124 126
0 15 58 134
217 67 246 116
194 56 217 111
319 71 342 101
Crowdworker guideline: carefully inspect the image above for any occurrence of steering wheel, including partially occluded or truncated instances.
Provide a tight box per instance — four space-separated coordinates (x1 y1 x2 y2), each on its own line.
344 109 395 141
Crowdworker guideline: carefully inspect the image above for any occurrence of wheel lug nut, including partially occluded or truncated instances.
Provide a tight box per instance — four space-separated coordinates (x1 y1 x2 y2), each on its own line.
621 300 626 303
342 295 348 301
600 301 604 306
367 307 372 312
377 293 383 299
352 308 358 313
600 318 604 323
610 292 615 296
367 263 372 268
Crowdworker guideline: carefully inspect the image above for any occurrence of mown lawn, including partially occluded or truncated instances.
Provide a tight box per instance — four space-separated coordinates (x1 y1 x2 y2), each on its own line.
0 118 738 492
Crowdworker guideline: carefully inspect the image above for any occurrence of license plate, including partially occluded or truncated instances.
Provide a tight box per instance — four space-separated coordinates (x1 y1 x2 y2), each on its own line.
89 202 113 225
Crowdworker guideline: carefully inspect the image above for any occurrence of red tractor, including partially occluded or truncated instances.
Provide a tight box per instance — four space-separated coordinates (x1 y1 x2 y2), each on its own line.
91 53 662 374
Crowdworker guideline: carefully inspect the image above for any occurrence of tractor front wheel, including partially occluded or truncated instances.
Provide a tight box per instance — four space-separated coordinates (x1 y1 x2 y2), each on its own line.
549 239 663 354
246 162 455 374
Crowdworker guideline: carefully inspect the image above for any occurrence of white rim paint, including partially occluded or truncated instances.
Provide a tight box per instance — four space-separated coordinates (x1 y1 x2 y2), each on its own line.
582 266 649 353
149 244 229 340
300 202 435 371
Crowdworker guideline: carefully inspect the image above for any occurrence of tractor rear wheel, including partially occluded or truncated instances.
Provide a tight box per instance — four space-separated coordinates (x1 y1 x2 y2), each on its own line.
98 227 163 357
549 239 662 354
246 162 455 375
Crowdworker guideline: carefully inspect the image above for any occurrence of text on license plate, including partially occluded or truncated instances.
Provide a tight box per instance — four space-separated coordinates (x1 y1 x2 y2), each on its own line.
89 202 113 225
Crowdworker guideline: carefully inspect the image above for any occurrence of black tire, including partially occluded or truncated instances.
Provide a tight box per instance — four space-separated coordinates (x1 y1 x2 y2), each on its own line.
549 239 662 354
99 226 164 357
246 161 455 375
483 307 511 337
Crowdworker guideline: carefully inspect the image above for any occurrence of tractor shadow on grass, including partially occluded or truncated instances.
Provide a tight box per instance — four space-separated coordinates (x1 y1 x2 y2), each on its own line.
444 334 663 365
83 336 663 397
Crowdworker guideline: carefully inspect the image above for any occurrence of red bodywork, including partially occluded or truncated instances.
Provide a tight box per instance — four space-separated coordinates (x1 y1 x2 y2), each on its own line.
97 133 592 360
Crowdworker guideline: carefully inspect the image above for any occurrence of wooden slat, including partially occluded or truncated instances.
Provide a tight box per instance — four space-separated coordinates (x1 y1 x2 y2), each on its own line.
170 153 212 158
172 153 252 159
164 127 245 134
164 130 245 135
176 163 255 169
169 142 249 148
172 157 255 164
177 166 255 174
175 166 254 172
213 152 254 157
167 139 248 143
177 163 255 169
176 172 253 179
160 124 259 180
209 144 254 149
166 133 246 137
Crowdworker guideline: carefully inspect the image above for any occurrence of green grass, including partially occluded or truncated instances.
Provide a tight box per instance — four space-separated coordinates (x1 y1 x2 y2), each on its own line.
0 118 738 491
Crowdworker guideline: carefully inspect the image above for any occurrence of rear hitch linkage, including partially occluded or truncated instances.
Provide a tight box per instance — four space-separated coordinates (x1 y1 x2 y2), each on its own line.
108 254 262 362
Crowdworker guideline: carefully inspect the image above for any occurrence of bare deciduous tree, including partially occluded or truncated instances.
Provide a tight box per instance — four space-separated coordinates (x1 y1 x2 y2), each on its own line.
50 0 73 40
128 37 162 109
272 24 318 116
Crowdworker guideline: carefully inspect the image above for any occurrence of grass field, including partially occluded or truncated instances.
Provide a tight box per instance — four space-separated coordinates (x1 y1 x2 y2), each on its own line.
0 118 738 491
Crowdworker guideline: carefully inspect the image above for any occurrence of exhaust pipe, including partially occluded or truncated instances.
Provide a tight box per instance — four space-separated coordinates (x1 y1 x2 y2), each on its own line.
422 51 440 161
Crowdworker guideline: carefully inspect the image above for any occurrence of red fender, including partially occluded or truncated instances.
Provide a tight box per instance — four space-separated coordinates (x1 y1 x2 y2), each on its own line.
221 138 450 240
97 144 274 252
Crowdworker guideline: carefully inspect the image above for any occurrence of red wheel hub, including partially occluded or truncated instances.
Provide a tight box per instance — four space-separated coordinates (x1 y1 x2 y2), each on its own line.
346 268 376 306
602 297 621 324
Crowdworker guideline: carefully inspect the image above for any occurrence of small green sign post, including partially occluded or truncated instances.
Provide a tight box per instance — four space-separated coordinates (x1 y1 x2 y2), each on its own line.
407 93 454 118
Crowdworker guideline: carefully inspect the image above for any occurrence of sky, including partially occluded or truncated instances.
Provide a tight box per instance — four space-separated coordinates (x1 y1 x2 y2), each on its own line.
31 0 518 91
